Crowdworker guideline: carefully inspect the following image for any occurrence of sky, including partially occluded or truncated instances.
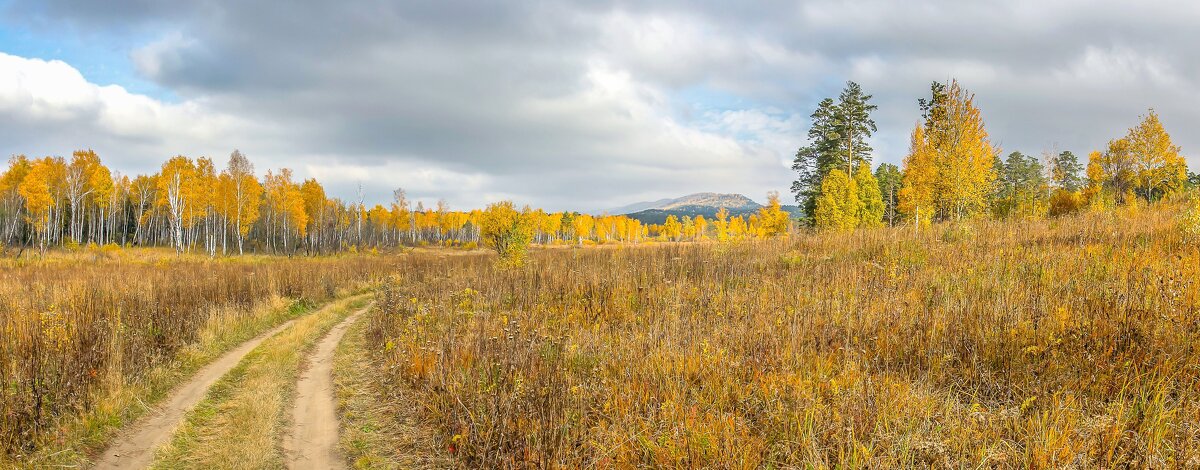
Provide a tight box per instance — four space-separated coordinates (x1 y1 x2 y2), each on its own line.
1 0 1198 211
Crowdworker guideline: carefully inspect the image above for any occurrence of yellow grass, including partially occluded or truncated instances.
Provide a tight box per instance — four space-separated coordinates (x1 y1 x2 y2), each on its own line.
365 200 1200 468
335 312 451 469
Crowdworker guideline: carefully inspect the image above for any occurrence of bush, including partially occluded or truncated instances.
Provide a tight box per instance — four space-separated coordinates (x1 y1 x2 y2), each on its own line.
1048 189 1084 217
479 201 534 267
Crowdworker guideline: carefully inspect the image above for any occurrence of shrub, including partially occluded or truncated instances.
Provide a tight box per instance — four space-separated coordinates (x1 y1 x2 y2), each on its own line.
1048 189 1084 217
479 201 534 267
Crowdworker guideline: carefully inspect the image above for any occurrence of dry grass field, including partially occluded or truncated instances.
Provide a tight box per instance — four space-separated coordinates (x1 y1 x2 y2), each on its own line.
0 250 399 464
361 199 1200 468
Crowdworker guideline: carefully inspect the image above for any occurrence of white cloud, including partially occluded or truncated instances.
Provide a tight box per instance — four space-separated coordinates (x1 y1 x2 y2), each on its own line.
1054 46 1183 89
0 52 252 168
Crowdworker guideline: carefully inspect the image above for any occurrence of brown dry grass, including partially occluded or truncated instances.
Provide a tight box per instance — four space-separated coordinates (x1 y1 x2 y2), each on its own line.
335 309 452 469
0 251 400 465
366 201 1200 468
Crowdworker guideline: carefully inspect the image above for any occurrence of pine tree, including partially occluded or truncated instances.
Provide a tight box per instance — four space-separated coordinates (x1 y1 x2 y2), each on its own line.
993 151 1048 219
792 81 877 218
836 81 878 176
791 98 840 214
1050 151 1083 192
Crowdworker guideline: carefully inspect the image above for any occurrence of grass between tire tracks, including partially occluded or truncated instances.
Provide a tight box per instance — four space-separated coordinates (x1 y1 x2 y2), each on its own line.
334 313 450 469
12 293 354 469
149 294 371 469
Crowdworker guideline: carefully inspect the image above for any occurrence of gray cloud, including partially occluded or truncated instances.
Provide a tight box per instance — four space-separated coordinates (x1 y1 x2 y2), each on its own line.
2 0 1199 210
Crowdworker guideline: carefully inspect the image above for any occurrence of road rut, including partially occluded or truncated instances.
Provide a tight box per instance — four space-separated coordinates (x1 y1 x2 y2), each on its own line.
284 305 370 469
93 319 297 470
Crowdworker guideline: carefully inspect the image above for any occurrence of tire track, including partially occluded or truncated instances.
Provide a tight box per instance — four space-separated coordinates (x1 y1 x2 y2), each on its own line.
93 319 298 470
283 304 370 469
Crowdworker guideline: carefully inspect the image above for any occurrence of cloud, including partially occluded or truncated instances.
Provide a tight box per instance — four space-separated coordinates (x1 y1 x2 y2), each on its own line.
2 0 1199 210
0 52 252 171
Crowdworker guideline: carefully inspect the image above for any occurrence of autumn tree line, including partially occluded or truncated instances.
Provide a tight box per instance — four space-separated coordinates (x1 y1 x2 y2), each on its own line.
794 80 1200 230
0 150 791 256
5 79 1190 256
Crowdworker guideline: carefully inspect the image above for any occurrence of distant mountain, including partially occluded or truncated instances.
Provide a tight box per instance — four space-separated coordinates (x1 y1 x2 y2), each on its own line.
601 197 678 215
599 193 759 215
657 193 760 211
606 192 804 225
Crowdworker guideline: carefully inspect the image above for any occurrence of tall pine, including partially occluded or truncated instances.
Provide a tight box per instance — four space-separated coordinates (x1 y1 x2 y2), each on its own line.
792 81 877 219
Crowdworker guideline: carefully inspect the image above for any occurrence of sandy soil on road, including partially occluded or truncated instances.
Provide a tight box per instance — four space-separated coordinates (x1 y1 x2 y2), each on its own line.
284 305 369 469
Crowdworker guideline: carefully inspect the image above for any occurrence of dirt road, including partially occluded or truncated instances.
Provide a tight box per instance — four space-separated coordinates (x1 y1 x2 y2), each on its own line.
283 305 369 469
93 319 297 470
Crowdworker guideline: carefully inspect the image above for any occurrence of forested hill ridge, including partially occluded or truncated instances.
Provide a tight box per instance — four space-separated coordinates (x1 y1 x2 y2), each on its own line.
601 192 759 215
613 193 804 224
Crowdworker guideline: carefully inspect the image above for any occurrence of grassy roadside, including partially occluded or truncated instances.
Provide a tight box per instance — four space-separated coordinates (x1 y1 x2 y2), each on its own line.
13 290 361 469
149 294 372 469
333 314 450 469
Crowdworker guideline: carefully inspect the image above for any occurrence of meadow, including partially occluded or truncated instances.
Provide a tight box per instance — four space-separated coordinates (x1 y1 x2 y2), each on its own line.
361 199 1200 468
0 248 399 463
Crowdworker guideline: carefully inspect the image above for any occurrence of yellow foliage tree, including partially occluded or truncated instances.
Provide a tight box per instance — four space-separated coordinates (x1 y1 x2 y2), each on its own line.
479 200 534 266
728 215 748 239
18 157 65 251
714 208 730 242
300 178 327 249
157 156 198 252
693 215 707 240
662 215 682 241
757 191 790 237
223 150 262 255
572 213 594 244
900 80 997 223
1125 110 1188 201
1 156 33 244
898 125 936 229
264 168 308 253
853 165 884 228
814 169 860 231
